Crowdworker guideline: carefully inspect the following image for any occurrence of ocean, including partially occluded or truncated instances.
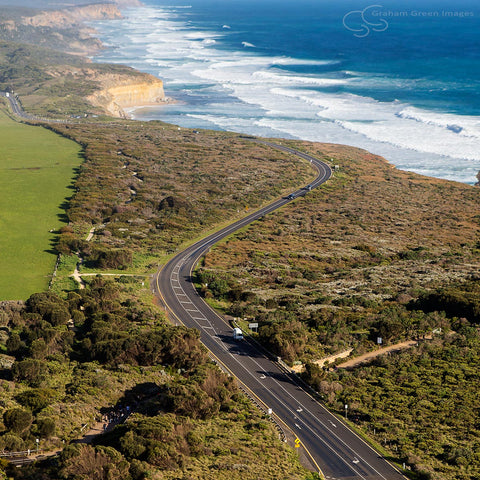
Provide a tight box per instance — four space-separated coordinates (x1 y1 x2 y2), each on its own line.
91 0 480 184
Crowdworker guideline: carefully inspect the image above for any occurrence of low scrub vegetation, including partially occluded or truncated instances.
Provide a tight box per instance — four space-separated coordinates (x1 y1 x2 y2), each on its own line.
321 328 480 480
200 140 480 479
47 121 313 279
1 5 479 479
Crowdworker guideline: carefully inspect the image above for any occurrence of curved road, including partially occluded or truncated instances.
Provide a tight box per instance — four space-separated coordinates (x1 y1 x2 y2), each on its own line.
154 142 406 480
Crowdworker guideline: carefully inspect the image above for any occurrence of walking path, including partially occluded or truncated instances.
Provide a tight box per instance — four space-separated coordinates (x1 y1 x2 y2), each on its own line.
69 226 148 287
72 256 86 289
3 408 130 465
85 227 95 242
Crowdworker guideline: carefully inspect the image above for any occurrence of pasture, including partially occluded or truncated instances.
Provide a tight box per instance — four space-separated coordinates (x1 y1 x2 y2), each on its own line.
0 108 82 300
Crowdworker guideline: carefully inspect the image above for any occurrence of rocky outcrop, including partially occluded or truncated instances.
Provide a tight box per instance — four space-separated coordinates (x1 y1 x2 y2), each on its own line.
87 73 166 118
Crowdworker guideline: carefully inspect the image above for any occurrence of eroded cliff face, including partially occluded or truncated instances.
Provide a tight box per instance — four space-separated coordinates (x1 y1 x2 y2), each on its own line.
21 4 123 29
4 0 169 118
87 73 166 118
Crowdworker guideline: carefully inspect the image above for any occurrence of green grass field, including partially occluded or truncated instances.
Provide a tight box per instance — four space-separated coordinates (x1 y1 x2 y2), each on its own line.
0 108 82 300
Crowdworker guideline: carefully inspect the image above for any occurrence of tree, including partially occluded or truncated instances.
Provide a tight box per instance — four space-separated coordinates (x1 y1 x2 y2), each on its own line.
49 306 70 326
302 362 326 391
12 359 48 387
25 292 70 326
29 339 48 360
6 333 25 357
0 433 25 452
16 388 57 413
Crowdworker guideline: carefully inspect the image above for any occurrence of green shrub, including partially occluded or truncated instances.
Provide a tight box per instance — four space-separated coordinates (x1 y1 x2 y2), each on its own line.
29 339 48 360
16 388 57 412
34 417 56 438
6 333 25 357
3 408 33 434
0 433 25 452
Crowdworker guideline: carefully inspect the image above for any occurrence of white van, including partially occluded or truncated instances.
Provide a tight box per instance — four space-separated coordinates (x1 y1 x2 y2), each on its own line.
233 327 243 340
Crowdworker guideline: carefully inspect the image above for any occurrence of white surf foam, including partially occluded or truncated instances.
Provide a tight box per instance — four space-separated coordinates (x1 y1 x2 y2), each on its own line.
252 71 349 87
396 107 480 139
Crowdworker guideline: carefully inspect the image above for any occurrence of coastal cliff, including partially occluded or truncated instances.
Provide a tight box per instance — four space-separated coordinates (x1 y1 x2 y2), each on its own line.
87 74 166 118
21 4 123 29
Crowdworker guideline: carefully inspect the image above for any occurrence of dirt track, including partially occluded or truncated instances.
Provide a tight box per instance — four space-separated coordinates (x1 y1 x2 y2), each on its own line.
336 340 419 369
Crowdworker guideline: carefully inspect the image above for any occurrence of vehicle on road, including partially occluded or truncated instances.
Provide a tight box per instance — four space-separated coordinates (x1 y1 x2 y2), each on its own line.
286 193 295 200
233 327 243 340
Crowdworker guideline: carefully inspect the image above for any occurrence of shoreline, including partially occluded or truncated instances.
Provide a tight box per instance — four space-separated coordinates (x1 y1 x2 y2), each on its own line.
77 0 480 186
87 1 480 185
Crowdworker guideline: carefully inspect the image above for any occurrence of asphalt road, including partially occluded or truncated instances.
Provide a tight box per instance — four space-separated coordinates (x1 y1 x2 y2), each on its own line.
1 91 31 119
1 90 69 123
154 141 406 480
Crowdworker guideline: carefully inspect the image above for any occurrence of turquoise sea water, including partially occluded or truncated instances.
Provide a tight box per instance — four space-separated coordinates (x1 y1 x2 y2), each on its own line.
92 0 480 183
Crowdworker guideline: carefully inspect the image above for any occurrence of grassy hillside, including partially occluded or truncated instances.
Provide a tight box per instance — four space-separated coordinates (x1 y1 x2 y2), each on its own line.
0 107 82 300
0 40 149 118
